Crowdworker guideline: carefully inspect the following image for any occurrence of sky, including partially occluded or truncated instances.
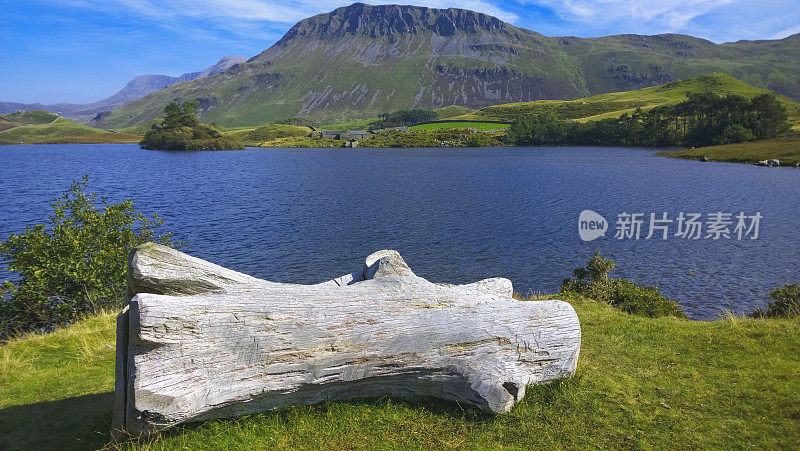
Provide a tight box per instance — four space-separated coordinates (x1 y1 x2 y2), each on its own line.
1 0 799 104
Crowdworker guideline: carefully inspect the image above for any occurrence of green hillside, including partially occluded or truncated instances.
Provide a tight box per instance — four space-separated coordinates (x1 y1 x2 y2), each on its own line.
455 73 800 127
89 4 800 129
0 110 141 145
2 294 799 449
409 121 510 131
434 105 475 119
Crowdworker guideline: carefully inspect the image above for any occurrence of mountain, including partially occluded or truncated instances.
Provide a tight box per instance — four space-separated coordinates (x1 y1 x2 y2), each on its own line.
0 56 247 122
92 3 800 129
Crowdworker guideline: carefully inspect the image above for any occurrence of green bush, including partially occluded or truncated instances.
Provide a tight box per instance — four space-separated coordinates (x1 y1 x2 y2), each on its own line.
751 283 800 318
610 279 687 318
561 251 687 319
0 177 178 338
465 133 504 147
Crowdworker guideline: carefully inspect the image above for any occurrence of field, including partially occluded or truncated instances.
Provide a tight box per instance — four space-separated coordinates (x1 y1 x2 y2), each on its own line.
661 132 800 165
1 294 798 450
409 122 510 131
0 111 141 145
453 73 800 128
318 118 378 131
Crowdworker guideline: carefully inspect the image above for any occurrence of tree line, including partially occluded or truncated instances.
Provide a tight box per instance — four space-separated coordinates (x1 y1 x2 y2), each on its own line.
368 109 438 130
505 93 790 147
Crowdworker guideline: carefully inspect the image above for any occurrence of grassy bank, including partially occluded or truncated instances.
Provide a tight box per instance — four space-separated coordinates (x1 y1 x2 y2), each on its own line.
0 111 141 145
660 133 800 165
1 294 798 450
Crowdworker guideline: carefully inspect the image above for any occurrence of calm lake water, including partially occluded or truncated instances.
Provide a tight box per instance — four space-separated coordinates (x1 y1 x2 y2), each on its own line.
1 144 798 319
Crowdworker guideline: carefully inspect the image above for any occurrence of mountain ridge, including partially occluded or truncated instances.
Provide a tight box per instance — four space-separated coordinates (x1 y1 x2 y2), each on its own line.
84 3 800 128
0 56 247 122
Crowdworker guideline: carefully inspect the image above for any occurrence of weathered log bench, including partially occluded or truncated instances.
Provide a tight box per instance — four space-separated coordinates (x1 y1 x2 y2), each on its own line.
113 243 581 436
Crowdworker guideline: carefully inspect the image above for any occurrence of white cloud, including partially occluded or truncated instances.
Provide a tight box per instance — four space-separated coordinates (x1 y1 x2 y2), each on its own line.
771 23 800 39
528 0 734 29
55 1 518 26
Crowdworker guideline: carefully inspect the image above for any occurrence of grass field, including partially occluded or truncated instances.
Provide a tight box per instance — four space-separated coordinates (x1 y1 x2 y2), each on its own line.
318 118 377 131
661 132 800 165
0 111 141 145
434 105 475 119
409 122 510 131
1 294 798 450
454 73 800 129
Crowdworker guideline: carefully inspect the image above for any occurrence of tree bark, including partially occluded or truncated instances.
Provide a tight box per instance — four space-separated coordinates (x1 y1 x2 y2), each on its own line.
114 243 581 436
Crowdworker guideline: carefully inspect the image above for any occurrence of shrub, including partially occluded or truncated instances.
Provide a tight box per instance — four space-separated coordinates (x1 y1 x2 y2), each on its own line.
610 279 687 318
751 283 800 318
0 177 178 338
465 133 504 147
561 251 686 319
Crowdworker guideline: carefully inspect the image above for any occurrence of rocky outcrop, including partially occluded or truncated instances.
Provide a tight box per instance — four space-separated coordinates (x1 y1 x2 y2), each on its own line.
277 3 511 41
113 244 581 436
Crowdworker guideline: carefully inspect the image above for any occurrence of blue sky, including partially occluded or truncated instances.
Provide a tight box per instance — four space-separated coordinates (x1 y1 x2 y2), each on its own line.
1 0 799 104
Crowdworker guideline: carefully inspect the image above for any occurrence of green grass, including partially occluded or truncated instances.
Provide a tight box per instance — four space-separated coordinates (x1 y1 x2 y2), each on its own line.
2 294 799 449
434 105 475 119
409 122 510 131
660 132 800 165
222 124 312 145
318 118 378 131
0 110 60 125
0 116 141 145
456 73 800 128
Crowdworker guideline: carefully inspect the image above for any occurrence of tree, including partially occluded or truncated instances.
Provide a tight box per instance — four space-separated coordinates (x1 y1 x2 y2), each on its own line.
0 176 179 337
369 109 438 129
717 123 755 144
161 101 200 129
748 94 789 139
140 101 243 151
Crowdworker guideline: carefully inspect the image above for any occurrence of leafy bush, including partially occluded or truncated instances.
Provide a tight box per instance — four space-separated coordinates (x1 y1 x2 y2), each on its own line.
465 133 504 147
610 279 687 318
561 251 687 319
0 177 178 338
751 283 800 318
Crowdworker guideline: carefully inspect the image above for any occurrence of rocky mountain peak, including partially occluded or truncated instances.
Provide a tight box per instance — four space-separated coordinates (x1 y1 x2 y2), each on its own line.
278 2 510 42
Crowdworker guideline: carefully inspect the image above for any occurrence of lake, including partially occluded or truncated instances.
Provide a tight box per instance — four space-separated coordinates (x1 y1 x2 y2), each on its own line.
0 143 798 319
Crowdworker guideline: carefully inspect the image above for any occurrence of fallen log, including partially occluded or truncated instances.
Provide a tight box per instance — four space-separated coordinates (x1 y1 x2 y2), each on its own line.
113 243 581 436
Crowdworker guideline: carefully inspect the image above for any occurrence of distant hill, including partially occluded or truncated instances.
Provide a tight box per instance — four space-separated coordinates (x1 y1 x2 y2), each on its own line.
0 56 247 122
0 110 140 145
454 73 800 128
90 3 800 129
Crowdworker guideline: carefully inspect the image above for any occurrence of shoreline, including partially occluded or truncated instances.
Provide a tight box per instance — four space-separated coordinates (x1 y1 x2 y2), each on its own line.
3 139 799 168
